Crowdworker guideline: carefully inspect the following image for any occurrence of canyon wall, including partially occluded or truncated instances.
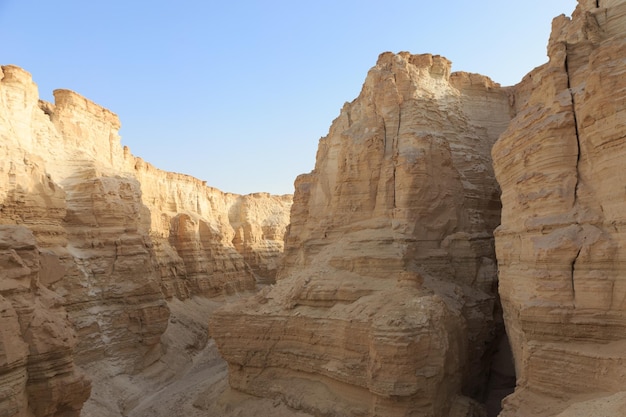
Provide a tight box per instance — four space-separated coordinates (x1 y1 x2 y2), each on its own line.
212 3 626 415
0 65 291 416
492 0 626 415
211 52 513 417
3 0 626 415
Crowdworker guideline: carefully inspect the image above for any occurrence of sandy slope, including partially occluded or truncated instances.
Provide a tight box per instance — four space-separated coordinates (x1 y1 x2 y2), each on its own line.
80 294 313 417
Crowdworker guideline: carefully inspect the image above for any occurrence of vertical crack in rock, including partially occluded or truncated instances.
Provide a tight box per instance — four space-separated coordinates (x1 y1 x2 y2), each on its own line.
571 246 582 303
488 2 626 414
391 165 397 209
392 107 401 209
564 50 582 205
111 239 120 274
382 119 388 154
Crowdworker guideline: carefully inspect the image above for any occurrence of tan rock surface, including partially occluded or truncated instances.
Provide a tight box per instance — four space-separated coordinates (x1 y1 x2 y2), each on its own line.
7 1 626 415
229 192 292 283
211 52 513 416
0 225 90 417
492 0 626 415
75 294 316 417
0 64 291 416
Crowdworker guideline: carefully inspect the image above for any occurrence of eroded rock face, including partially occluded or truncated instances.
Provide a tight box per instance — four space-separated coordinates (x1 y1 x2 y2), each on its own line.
0 65 291 415
492 1 626 415
0 225 91 417
211 52 513 416
230 192 292 284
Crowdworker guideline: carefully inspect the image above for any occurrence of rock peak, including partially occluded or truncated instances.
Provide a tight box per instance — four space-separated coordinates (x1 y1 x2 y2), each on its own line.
373 51 452 84
52 89 121 128
211 47 513 416
0 64 34 84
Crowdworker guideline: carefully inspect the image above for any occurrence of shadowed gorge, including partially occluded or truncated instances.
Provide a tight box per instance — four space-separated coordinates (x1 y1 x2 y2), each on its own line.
2 1 626 416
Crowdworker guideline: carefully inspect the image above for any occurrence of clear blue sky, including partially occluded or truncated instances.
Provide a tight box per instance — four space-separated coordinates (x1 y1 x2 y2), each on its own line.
1 0 576 195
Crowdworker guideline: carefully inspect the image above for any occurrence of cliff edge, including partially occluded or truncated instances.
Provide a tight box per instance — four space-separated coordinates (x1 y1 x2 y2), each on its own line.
0 65 291 416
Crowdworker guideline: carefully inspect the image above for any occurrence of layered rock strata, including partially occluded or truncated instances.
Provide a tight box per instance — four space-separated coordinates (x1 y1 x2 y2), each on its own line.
4 1 624 415
229 192 292 284
211 52 513 416
0 225 90 417
0 65 291 415
492 0 626 415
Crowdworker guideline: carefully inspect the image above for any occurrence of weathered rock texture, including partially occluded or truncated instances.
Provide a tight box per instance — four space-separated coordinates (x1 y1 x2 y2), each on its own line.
492 0 626 415
211 52 513 416
0 225 90 417
5 0 625 415
229 192 293 284
0 65 291 416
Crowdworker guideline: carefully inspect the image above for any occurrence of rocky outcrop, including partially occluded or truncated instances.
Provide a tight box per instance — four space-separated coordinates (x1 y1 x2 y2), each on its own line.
229 192 292 284
211 52 513 416
5 1 625 415
0 65 291 416
0 225 91 417
492 0 626 415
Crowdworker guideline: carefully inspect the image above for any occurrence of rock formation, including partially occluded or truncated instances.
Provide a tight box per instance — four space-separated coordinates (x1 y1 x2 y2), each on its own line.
229 192 293 284
492 0 626 415
0 65 291 416
0 225 90 417
211 52 513 416
4 0 626 415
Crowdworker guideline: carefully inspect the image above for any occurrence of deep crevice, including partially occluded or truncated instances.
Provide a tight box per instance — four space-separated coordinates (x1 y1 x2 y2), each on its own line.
382 120 388 153
475 278 517 417
396 106 402 143
564 51 582 205
484 332 516 417
392 107 401 209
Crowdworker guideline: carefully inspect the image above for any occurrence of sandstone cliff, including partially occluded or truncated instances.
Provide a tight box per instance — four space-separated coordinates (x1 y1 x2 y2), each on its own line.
4 0 626 415
0 65 291 416
211 52 513 417
492 0 626 415
0 225 91 417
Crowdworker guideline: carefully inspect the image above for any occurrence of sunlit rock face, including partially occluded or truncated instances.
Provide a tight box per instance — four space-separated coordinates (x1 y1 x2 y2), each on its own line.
492 1 626 415
211 51 513 417
0 64 291 416
229 192 293 284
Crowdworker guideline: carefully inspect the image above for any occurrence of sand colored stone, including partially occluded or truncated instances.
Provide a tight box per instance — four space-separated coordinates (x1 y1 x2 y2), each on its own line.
0 65 291 416
211 51 512 417
2 0 626 415
0 225 90 417
492 0 626 415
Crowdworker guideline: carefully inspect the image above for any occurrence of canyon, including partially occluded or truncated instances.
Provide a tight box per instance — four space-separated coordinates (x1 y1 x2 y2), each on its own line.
1 0 626 416
0 65 291 416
